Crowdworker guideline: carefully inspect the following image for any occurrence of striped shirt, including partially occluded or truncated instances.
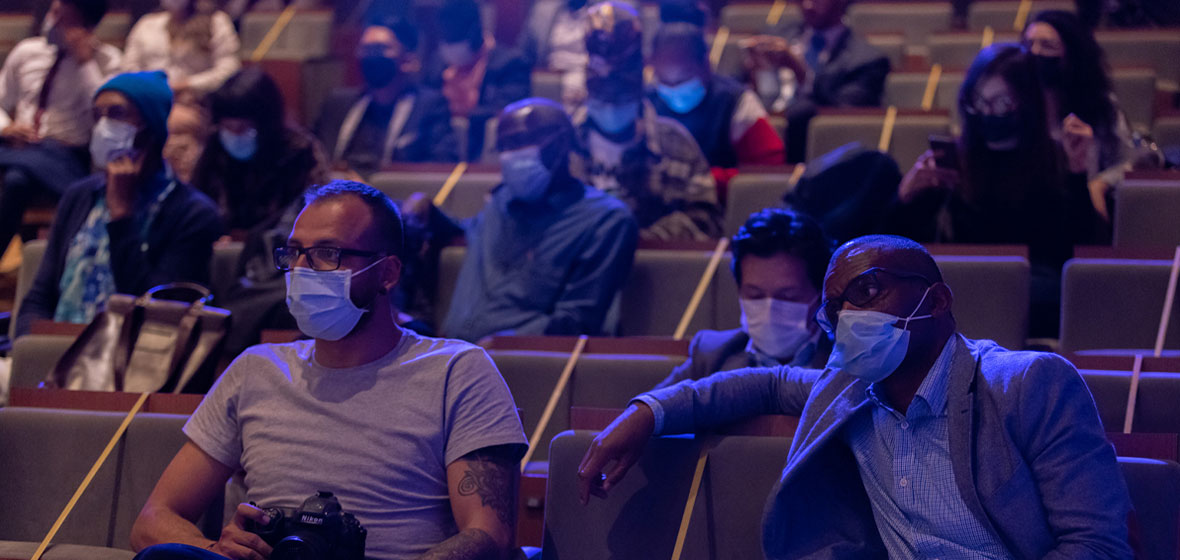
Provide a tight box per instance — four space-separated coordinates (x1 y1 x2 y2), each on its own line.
844 340 1012 559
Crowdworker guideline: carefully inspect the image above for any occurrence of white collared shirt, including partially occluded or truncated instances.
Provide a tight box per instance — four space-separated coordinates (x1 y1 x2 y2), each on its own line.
0 36 122 146
120 11 241 95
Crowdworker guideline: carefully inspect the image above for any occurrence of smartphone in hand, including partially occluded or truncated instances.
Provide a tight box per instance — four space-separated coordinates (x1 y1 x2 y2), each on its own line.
928 135 960 170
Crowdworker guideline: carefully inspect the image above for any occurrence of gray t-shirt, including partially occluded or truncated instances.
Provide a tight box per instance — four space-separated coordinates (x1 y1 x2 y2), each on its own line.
184 329 527 560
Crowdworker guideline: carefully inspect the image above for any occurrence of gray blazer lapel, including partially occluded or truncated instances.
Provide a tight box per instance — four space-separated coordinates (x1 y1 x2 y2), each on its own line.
784 377 871 475
946 335 1000 537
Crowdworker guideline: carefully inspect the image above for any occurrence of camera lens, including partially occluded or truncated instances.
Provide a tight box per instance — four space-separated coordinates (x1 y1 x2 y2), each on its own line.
272 532 330 560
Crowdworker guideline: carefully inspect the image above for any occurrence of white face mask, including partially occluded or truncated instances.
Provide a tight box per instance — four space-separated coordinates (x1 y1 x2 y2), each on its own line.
499 146 552 202
824 287 933 383
740 297 814 360
90 117 139 169
285 258 386 341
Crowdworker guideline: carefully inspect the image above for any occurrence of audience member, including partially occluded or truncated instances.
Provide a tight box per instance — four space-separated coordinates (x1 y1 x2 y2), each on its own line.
893 44 1106 335
314 18 458 178
120 0 241 103
522 0 597 110
0 0 121 255
648 23 786 172
654 208 834 390
15 71 223 337
743 0 890 163
579 235 1133 558
161 101 208 184
406 98 638 342
1023 10 1134 221
130 180 527 560
574 2 721 240
426 0 531 161
190 67 328 355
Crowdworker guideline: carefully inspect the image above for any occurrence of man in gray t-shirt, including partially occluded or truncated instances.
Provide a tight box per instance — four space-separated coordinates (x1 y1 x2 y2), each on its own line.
131 181 527 560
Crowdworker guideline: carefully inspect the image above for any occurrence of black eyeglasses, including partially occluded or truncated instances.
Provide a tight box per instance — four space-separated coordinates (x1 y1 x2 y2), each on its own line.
817 267 933 332
273 246 384 272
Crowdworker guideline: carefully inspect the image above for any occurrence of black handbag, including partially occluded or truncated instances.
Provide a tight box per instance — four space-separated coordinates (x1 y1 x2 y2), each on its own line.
43 283 232 393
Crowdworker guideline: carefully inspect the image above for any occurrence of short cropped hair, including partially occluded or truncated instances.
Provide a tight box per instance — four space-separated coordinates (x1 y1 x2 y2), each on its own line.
731 208 835 290
304 180 404 259
651 22 709 65
62 0 108 30
832 234 944 284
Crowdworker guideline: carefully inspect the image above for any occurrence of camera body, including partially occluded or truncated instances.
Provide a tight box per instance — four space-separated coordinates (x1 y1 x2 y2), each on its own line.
246 491 366 560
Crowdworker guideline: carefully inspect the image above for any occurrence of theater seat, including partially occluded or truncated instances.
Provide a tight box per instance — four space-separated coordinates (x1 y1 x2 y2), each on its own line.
934 255 1030 350
543 430 791 559
966 0 1075 30
619 249 722 337
1080 370 1180 433
238 10 333 60
1119 457 1180 560
1111 68 1157 133
1114 178 1180 249
883 71 965 113
1098 30 1180 88
721 172 793 238
806 110 952 170
0 408 221 555
489 350 571 464
1155 115 1180 148
368 170 499 219
1060 258 1180 353
846 2 953 45
434 246 467 330
570 354 686 409
719 4 802 34
926 31 1021 70
9 333 74 389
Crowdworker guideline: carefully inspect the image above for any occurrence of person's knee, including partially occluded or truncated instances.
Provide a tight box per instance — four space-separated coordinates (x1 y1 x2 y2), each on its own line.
1 166 34 194
133 542 225 560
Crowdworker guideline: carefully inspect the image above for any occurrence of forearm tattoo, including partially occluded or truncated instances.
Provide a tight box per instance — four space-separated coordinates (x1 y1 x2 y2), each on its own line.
457 448 518 530
417 528 498 560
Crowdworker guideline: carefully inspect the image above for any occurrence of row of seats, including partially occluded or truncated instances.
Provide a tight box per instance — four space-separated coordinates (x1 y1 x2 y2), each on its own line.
4 402 1176 559
0 407 220 559
435 246 1032 349
882 67 1161 131
543 430 1180 560
719 0 1075 35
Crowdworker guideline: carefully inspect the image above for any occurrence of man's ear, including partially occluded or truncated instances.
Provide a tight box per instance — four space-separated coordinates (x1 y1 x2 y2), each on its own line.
930 282 954 317
378 256 403 294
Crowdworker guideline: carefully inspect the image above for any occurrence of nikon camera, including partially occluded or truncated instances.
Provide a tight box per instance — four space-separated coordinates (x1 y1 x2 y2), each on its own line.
246 491 367 560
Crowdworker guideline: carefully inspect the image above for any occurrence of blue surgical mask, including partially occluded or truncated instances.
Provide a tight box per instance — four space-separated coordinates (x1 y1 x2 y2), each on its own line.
740 297 814 360
220 127 258 161
587 99 640 135
825 287 933 383
499 146 552 203
285 258 386 341
657 77 707 114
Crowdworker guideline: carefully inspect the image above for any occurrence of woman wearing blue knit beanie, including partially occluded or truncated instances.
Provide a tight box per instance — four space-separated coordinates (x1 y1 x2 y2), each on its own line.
12 71 226 337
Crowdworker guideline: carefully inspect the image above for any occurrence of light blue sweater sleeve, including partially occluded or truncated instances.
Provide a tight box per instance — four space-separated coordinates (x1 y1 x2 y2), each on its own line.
634 366 821 436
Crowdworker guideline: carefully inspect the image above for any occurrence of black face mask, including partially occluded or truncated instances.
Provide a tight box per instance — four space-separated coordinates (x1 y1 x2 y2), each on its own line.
360 56 399 89
979 112 1022 150
1033 54 1065 88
